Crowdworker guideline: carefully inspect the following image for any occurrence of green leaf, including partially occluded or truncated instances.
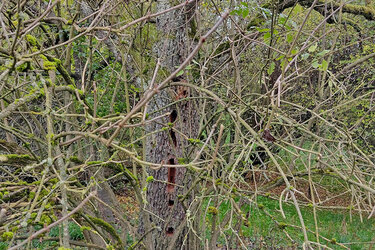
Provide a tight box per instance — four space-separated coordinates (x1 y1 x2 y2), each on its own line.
276 55 284 61
242 8 249 18
256 28 270 32
320 59 328 71
308 43 318 53
241 2 249 7
176 70 184 77
268 62 275 75
263 32 271 41
293 4 304 14
317 49 330 57
287 33 294 43
311 60 320 68
230 10 240 16
279 16 287 25
146 176 154 182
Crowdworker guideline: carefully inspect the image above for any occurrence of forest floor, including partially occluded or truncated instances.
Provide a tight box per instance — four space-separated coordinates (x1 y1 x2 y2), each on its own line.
115 168 351 214
243 170 351 208
114 169 375 249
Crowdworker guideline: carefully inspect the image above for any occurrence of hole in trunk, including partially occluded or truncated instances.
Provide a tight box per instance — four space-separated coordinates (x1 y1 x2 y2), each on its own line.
170 130 177 147
166 227 174 235
167 158 176 193
169 110 178 147
168 199 174 206
170 110 177 123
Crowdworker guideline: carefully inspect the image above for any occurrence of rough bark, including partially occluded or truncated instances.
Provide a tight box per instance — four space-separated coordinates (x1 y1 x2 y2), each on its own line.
145 1 198 249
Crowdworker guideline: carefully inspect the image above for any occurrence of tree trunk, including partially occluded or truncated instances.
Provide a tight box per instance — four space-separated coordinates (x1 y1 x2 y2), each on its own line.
145 1 198 249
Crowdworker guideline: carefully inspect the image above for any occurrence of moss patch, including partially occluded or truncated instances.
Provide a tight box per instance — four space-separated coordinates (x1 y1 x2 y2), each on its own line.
0 154 34 164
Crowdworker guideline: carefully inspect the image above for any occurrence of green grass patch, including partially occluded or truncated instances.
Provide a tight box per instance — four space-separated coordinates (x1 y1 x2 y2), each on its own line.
208 195 375 249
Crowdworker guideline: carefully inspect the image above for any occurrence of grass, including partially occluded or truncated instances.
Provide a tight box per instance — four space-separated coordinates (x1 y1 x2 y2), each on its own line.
205 139 374 248
2 196 373 249
210 195 375 249
0 222 84 250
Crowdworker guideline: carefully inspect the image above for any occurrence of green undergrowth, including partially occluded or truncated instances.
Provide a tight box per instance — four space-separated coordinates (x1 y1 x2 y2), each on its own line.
0 222 84 250
208 195 375 249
